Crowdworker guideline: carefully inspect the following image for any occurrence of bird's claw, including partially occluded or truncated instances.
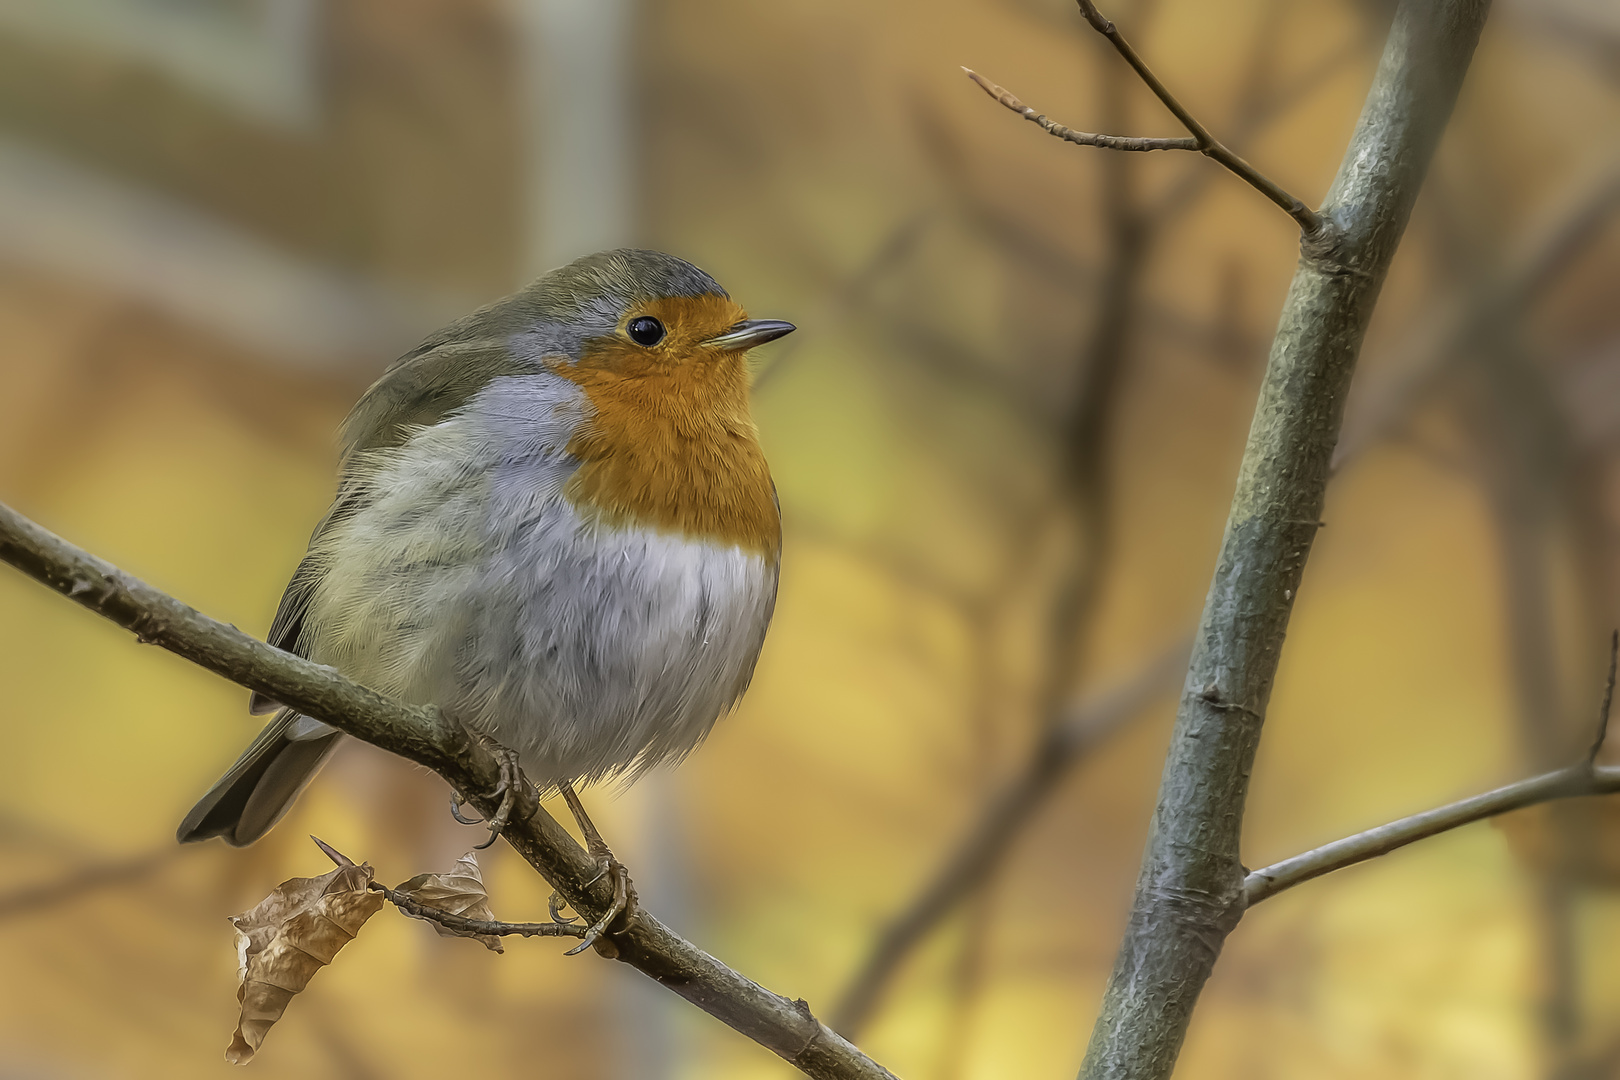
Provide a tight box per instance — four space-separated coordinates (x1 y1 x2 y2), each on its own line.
472 747 523 849
563 854 637 957
448 743 527 848
548 890 580 926
448 789 484 826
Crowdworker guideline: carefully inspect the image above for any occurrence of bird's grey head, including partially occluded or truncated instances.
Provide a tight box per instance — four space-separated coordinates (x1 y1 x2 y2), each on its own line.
342 250 792 457
405 249 729 368
505 249 731 364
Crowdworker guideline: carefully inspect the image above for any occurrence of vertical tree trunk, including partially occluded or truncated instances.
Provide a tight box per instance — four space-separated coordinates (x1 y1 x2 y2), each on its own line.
1079 2 1493 1076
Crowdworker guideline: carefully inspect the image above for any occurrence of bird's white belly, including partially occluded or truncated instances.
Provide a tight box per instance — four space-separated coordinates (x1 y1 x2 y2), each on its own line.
463 507 778 784
296 383 778 785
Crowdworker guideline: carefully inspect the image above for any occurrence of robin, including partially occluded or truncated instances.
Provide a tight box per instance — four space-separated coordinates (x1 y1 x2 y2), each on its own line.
178 249 793 944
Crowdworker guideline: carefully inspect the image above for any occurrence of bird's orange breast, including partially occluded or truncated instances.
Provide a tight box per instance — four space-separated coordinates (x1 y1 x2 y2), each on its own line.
550 295 780 558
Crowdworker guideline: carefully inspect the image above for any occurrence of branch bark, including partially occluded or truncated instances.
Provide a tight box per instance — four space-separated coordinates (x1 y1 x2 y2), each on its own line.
1079 2 1492 1076
0 501 897 1080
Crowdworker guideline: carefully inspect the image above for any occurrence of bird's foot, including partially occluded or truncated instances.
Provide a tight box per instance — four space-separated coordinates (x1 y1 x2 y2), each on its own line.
559 781 639 956
548 889 580 927
447 741 529 850
473 745 524 849
564 857 635 957
448 789 483 826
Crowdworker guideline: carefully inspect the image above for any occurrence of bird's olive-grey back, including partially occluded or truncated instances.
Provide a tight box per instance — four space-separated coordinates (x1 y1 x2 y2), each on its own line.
341 249 726 459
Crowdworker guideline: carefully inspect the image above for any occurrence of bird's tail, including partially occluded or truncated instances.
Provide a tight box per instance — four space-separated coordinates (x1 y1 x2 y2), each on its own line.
177 711 342 846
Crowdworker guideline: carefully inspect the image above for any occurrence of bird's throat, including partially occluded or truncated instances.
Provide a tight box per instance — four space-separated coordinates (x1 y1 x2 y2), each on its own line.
554 353 779 557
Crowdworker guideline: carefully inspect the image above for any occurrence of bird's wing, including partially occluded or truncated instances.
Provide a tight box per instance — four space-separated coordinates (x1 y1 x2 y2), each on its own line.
249 479 366 712
339 331 531 458
250 332 530 712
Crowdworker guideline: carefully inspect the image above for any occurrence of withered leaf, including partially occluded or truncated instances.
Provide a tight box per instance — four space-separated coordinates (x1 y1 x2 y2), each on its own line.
395 851 505 953
226 860 385 1064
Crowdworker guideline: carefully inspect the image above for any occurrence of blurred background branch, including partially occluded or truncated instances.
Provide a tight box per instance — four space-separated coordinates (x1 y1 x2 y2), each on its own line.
0 845 186 921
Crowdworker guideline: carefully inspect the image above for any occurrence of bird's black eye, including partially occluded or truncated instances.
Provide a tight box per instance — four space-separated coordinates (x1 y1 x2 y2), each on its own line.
627 316 665 346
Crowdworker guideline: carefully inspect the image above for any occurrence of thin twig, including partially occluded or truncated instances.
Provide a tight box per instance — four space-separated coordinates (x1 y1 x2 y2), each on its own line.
1244 635 1620 907
310 835 587 939
0 502 896 1080
1244 765 1620 905
963 69 1197 152
1069 0 1323 235
1147 30 1372 221
963 0 1325 232
371 882 586 940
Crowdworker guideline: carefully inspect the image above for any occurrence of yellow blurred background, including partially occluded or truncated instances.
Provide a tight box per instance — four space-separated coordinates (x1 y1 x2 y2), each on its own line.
2 0 1620 1077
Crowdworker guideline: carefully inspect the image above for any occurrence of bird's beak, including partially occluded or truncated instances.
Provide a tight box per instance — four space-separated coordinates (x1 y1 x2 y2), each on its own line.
703 319 796 350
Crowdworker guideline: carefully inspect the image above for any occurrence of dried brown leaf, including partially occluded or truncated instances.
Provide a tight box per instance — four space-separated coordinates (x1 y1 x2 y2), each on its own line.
226 860 385 1064
395 852 504 952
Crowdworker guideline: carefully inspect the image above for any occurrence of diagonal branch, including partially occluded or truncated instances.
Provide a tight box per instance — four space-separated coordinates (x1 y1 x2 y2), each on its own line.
0 500 896 1080
1245 633 1620 905
1146 30 1375 221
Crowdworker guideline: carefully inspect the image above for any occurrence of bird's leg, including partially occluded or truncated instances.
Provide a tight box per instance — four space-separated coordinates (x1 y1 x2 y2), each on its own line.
558 781 638 956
